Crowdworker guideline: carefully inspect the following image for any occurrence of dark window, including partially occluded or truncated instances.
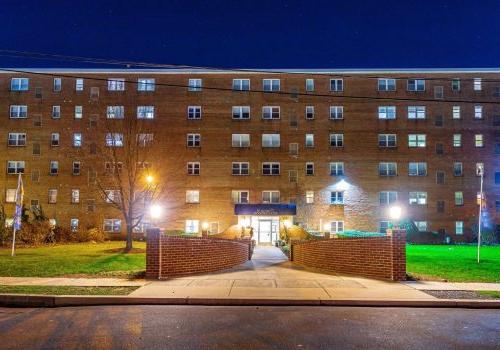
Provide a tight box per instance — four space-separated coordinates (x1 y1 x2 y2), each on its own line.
435 115 443 127
495 171 500 184
437 200 445 213
496 201 500 211
35 87 42 98
436 143 444 155
494 116 500 126
495 142 500 155
33 115 42 127
436 171 445 184
290 115 298 128
32 142 41 156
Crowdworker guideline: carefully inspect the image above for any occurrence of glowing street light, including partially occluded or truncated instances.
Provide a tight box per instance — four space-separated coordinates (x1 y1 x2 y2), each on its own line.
149 204 162 219
202 222 209 231
389 206 402 221
146 175 154 184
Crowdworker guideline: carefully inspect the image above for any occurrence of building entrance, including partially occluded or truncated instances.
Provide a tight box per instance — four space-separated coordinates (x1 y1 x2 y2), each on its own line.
252 216 279 245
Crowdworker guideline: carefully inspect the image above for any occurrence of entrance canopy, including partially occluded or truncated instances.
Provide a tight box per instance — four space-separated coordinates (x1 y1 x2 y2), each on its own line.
234 204 296 216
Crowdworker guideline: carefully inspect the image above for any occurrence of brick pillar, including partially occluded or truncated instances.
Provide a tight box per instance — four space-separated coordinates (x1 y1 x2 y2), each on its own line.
146 228 161 279
387 229 407 281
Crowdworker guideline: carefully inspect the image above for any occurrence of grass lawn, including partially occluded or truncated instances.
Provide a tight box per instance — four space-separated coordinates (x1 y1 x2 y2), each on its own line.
477 291 500 298
0 285 138 295
406 245 500 282
0 241 146 277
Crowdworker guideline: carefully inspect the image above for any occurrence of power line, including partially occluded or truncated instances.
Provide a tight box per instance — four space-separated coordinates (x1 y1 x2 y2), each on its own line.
3 49 500 84
1 67 500 105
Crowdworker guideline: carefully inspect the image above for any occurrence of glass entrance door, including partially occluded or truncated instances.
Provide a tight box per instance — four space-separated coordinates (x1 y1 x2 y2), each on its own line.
258 220 272 244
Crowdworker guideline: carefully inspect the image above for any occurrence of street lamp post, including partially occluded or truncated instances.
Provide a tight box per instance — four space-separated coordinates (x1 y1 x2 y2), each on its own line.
389 206 402 230
477 164 484 264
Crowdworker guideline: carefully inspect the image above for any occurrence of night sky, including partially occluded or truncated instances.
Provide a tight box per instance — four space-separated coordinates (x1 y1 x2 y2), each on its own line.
1 0 500 69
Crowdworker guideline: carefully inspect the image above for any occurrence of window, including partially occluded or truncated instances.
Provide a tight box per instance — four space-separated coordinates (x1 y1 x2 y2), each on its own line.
477 192 485 206
330 162 344 176
32 143 40 155
475 134 484 147
305 162 314 176
262 191 280 204
106 106 124 119
434 86 444 99
476 163 484 176
232 134 250 147
137 78 155 91
451 162 463 176
52 105 61 119
379 162 397 176
408 162 427 176
185 220 199 234
11 78 29 91
436 115 444 127
306 191 314 204
436 171 445 184
330 191 344 205
329 134 344 147
33 115 42 127
187 133 201 147
408 134 426 148
75 78 84 91
187 106 202 119
436 142 444 154
378 106 396 119
474 105 483 119
104 190 120 203
452 106 461 119
49 161 58 175
232 162 249 175
330 78 343 91
414 221 428 232
289 170 298 183
186 190 200 203
137 133 153 147
329 106 343 119
451 78 460 91
262 106 280 119
379 221 391 234
289 143 299 156
108 78 125 91
74 106 83 119
137 106 155 119
473 78 482 91
104 219 122 233
453 134 462 147
51 133 60 147
455 192 464 206
232 79 250 91
70 219 79 232
496 171 500 184
10 105 28 118
305 106 315 119
409 192 427 205
305 79 314 92
379 191 397 205
72 161 81 175
378 134 396 147
262 134 280 148
71 189 80 204
263 79 280 91
305 134 314 148
8 133 26 147
5 189 16 203
105 162 123 174
73 133 82 147
184 161 199 175
455 221 464 235
262 162 280 175
48 189 57 204
330 221 344 234
232 190 249 204
232 106 250 119
408 106 426 119
105 133 124 147
7 161 25 174
407 79 425 91
378 78 396 91
53 78 62 92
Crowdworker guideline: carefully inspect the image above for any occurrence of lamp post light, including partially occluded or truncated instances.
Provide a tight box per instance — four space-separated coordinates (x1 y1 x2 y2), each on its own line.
389 206 402 229
476 164 484 263
149 204 162 226
201 222 209 237
146 175 154 184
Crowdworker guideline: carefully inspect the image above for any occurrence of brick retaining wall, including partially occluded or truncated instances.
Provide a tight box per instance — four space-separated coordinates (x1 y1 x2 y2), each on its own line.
290 229 406 281
146 228 253 279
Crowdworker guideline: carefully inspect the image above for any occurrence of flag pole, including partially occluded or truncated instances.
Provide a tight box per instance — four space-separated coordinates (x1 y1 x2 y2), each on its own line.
11 227 17 257
11 173 23 257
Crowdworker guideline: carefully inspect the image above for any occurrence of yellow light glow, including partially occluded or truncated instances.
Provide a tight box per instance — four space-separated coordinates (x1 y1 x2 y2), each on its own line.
283 220 292 228
149 205 162 219
202 222 209 230
146 175 154 184
323 223 331 232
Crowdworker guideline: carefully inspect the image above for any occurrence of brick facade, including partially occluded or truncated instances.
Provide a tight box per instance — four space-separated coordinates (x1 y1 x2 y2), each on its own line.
146 228 252 279
290 229 407 281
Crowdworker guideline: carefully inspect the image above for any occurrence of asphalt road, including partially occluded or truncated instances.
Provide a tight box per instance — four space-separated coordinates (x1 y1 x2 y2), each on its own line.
0 306 498 349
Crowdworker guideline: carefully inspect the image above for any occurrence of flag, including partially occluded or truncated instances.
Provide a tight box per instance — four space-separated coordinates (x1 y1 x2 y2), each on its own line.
13 173 23 231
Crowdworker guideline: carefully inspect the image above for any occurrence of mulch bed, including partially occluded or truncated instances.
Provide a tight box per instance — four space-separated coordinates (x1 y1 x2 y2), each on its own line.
424 290 498 300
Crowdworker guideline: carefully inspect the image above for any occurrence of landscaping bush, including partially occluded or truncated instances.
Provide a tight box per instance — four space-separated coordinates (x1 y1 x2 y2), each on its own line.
16 220 53 245
85 227 106 242
53 226 74 243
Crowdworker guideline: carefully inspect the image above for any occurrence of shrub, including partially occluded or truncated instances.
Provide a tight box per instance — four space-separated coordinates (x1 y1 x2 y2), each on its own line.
53 226 74 243
17 220 53 246
86 227 106 242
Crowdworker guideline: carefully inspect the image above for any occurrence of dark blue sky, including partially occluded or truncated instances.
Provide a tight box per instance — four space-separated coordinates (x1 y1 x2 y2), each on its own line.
2 0 500 68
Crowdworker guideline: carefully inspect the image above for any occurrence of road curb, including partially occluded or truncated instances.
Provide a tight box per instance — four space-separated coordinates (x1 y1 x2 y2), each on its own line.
0 294 499 309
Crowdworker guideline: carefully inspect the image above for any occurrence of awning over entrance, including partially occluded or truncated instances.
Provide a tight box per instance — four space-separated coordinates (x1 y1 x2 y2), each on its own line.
234 204 296 216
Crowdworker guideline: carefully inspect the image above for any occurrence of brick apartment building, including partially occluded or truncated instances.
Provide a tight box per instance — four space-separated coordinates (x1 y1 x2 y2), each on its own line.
1 68 499 244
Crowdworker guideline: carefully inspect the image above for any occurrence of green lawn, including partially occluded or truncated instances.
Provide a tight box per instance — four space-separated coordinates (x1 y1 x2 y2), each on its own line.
406 245 500 282
0 242 146 277
0 285 138 295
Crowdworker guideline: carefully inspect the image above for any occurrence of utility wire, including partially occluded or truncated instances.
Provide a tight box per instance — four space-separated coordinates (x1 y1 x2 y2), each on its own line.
1 67 500 105
2 49 500 84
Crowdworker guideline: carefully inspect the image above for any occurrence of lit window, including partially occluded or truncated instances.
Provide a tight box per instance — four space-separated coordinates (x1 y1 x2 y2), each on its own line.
187 106 202 119
232 134 250 147
232 162 249 175
305 134 314 148
475 134 484 147
330 221 344 233
414 221 427 231
379 191 397 205
305 106 314 119
455 192 464 205
104 219 121 232
137 106 155 119
262 162 280 175
186 190 200 203
329 106 343 119
106 106 124 119
137 78 155 91
474 105 483 119
329 162 344 176
379 162 397 176
11 78 29 91
232 79 250 91
453 134 462 147
263 79 280 91
10 105 28 118
305 79 314 92
262 191 280 203
71 189 80 204
74 106 83 119
409 192 427 205
8 133 26 147
452 106 461 119
232 190 249 204
104 190 120 203
407 79 425 91
107 78 125 91
408 106 426 119
329 134 344 147
53 78 62 92
473 78 482 91
476 163 484 176
75 78 84 91
378 78 396 91
378 134 397 147
408 162 427 176
73 133 82 147
186 133 201 147
185 220 199 233
262 134 280 148
7 161 25 174
52 105 61 119
408 134 426 148
5 189 16 203
188 78 202 91
262 106 280 119
105 133 124 147
378 106 396 119
70 219 79 232
49 161 58 175
232 106 250 119
330 78 343 91
306 191 314 204
455 221 464 235
330 191 344 205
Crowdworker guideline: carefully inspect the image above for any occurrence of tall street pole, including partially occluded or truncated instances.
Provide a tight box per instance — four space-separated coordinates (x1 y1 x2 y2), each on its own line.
477 166 484 263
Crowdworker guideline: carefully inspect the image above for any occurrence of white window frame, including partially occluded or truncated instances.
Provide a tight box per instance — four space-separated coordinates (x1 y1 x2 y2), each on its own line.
262 162 280 175
8 133 26 147
452 106 461 119
262 106 280 119
305 162 314 176
232 79 250 91
409 191 427 205
305 106 315 119
71 189 80 204
305 79 314 92
74 105 83 119
7 161 25 174
186 133 201 147
453 134 462 147
378 78 396 91
185 220 199 234
104 219 122 233
188 78 202 92
232 134 250 147
378 106 396 119
73 133 82 147
330 191 344 205
329 106 344 119
52 105 61 119
11 78 29 91
379 191 398 205
378 134 396 148
407 79 425 91
232 162 249 175
262 79 280 92
455 221 464 235
232 190 249 204
262 191 280 204
186 190 200 204
75 78 84 91
475 134 484 147
232 106 250 119
408 106 426 119
107 78 125 91
137 78 155 91
408 162 427 176
187 162 200 175
379 162 397 176
474 105 483 119
106 106 125 119
473 78 482 91
329 162 344 176
408 134 426 148
187 106 202 120
329 133 344 147
305 134 314 148
330 221 344 234
9 105 28 119
330 78 343 91
306 191 314 204
137 106 155 119
105 133 124 147
262 134 280 148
